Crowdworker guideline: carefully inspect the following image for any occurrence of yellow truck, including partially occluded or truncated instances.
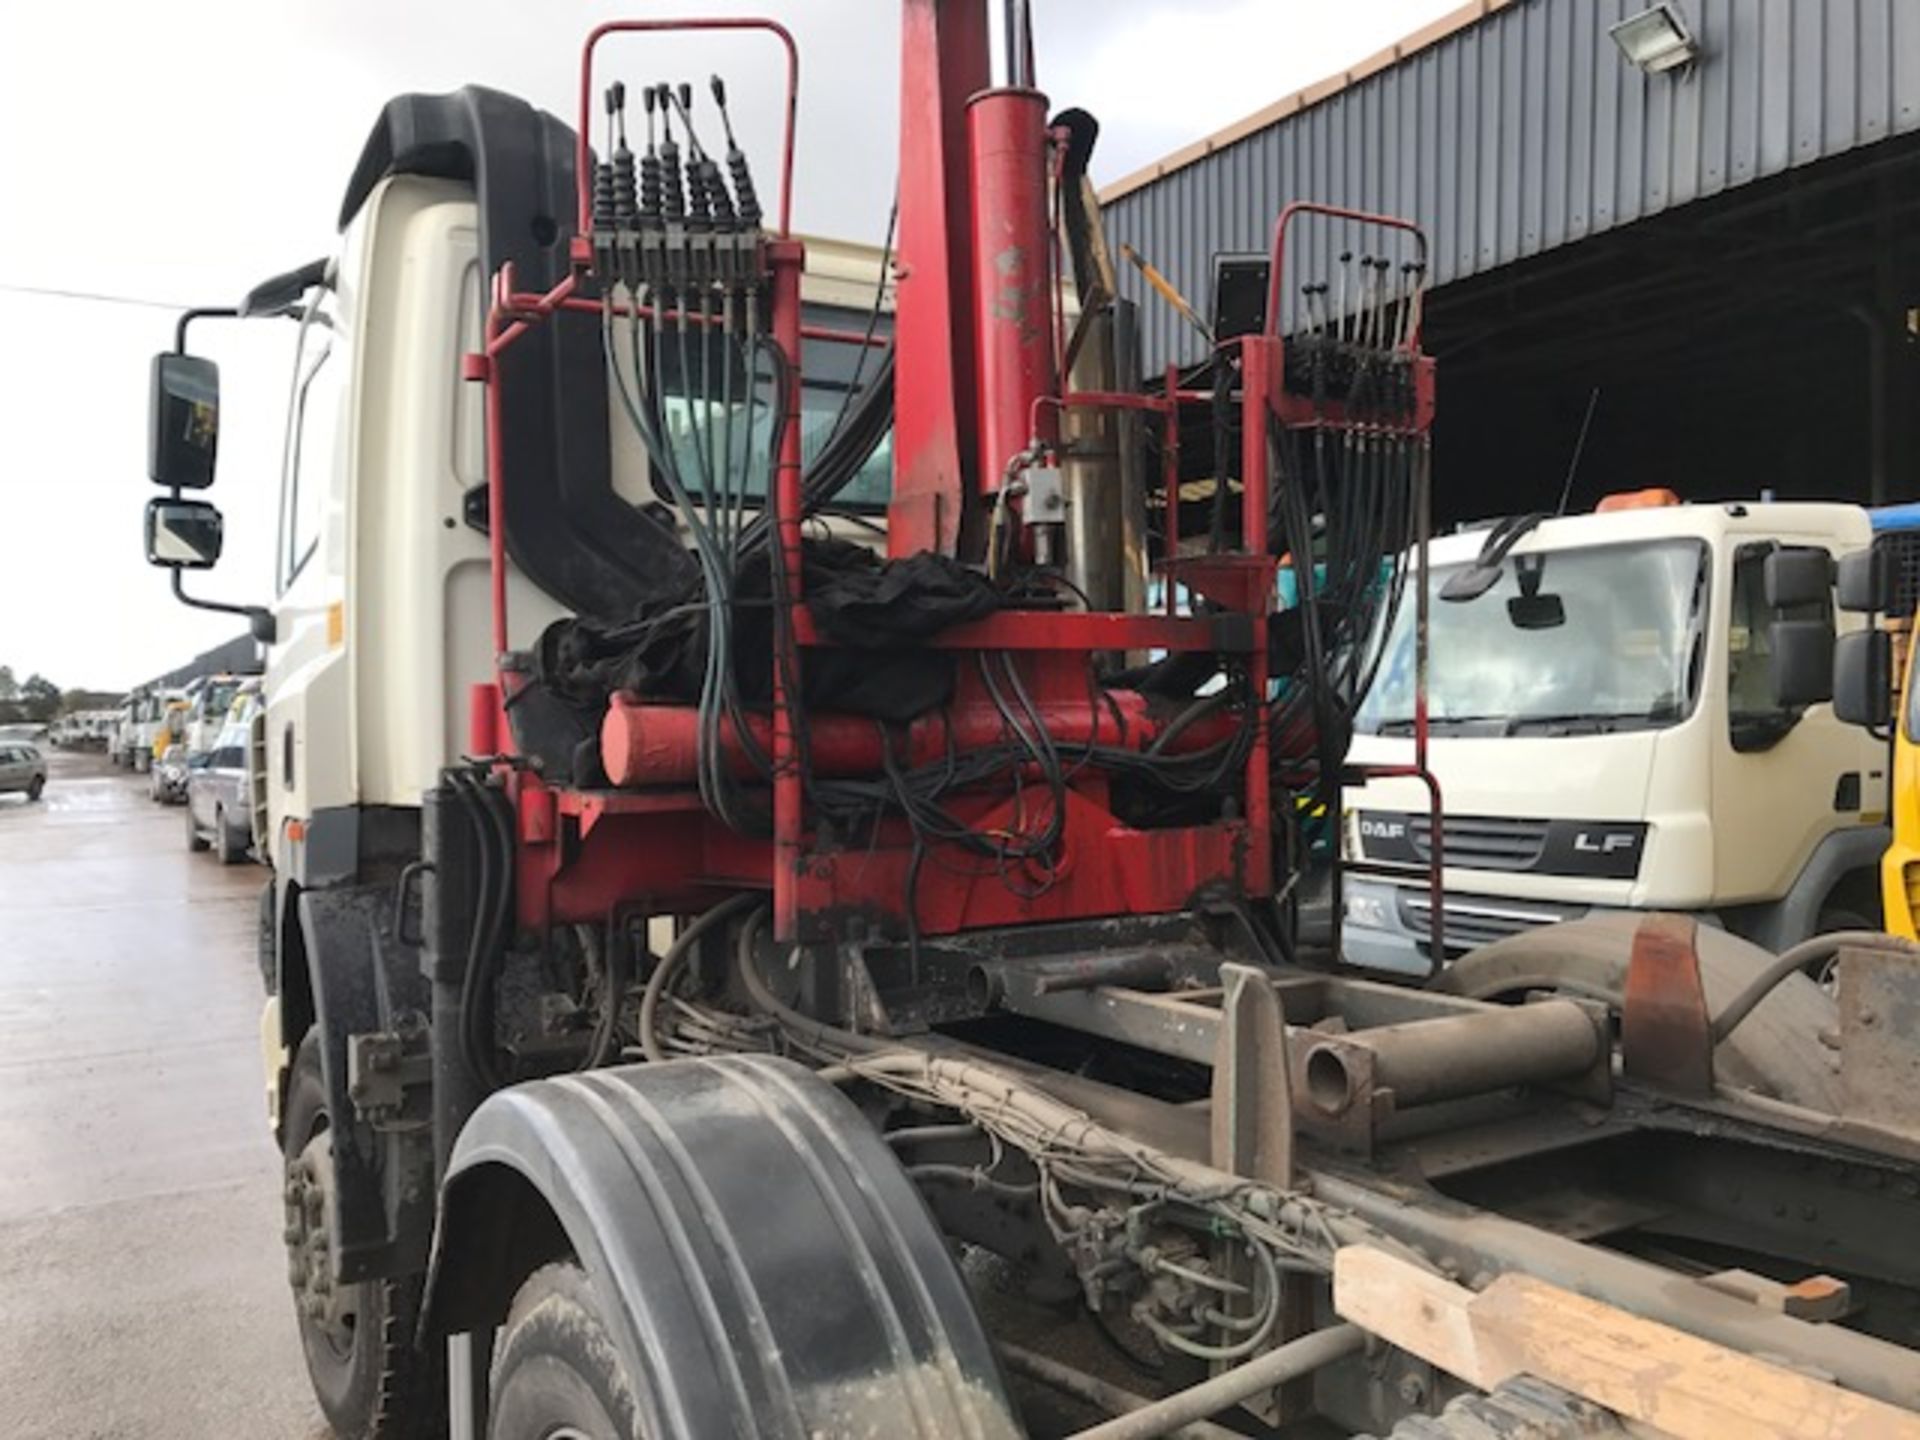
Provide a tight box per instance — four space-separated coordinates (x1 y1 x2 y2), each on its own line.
1885 657 1920 936
1832 508 1920 934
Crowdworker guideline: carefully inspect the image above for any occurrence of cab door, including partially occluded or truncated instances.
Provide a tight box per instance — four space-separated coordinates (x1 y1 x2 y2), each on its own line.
1712 541 1886 913
263 267 353 864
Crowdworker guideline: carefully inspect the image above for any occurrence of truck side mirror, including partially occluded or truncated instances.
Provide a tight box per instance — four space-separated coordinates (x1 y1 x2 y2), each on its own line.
148 353 220 490
145 497 224 570
1835 547 1891 614
1768 618 1834 707
1832 628 1893 727
1763 546 1833 609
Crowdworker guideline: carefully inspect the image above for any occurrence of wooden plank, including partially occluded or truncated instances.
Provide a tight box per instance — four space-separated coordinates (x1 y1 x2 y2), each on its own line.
1333 1246 1920 1440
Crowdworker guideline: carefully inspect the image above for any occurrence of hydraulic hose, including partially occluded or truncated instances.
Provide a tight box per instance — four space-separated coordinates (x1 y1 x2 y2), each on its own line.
1711 929 1920 1043
735 905 887 1057
637 892 769 1062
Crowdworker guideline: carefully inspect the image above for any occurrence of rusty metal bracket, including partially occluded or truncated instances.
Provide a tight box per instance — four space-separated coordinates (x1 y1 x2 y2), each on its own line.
1210 963 1295 1185
1837 944 1920 1136
1621 912 1714 1095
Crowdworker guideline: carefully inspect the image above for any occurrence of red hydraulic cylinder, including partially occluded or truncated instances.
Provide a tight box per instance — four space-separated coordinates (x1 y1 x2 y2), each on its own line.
602 691 1238 788
967 87 1055 515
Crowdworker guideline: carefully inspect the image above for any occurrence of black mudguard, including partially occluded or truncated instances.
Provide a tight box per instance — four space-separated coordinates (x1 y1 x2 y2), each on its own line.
426 1055 1021 1440
297 884 436 1283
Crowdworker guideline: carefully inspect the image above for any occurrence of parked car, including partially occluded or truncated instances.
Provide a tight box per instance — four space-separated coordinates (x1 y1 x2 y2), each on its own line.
151 745 191 805
149 700 194 803
184 719 251 861
0 742 47 802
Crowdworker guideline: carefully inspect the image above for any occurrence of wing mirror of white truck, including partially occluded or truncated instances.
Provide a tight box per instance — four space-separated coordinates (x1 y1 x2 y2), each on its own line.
1832 629 1892 728
1763 546 1837 709
142 494 278 645
148 353 220 491
1769 620 1835 707
144 497 224 569
1762 546 1832 609
1831 546 1894 731
1836 546 1892 613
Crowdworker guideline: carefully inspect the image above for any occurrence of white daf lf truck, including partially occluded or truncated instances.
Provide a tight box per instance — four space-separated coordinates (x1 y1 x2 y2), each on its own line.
1342 498 1887 973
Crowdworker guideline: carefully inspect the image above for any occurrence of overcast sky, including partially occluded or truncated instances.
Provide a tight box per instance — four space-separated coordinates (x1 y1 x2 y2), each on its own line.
0 0 1454 693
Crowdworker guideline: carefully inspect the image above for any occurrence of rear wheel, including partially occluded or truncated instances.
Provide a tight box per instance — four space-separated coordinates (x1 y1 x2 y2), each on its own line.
282 1030 443 1439
487 1263 639 1440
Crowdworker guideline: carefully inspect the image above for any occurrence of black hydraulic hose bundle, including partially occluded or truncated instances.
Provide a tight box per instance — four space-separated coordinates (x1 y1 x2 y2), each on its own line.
1263 260 1424 809
448 769 515 1091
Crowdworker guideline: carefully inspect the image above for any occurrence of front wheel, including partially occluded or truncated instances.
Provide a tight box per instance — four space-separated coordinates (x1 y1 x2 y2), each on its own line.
488 1264 639 1440
186 805 210 853
215 807 246 865
26 776 43 802
282 1030 443 1440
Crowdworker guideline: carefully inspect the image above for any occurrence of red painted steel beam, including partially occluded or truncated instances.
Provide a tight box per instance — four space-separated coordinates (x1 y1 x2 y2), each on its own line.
890 0 989 558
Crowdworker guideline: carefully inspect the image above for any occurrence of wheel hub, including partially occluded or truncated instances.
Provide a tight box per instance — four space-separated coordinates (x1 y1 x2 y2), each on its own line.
284 1130 358 1351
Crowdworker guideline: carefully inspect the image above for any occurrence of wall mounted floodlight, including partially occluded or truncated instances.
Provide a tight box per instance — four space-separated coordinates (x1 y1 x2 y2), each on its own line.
1609 4 1697 74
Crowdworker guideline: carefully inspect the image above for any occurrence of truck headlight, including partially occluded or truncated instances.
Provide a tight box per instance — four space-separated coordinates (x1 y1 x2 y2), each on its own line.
1344 891 1391 931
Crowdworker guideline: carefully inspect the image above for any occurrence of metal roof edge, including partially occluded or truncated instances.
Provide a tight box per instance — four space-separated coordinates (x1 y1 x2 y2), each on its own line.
1096 0 1518 205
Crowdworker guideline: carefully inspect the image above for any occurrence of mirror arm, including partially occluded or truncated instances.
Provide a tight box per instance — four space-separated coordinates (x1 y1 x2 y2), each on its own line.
168 570 275 643
174 306 240 355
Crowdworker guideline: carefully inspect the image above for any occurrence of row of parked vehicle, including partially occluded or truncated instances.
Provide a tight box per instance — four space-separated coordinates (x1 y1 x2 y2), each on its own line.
128 673 265 865
46 710 120 749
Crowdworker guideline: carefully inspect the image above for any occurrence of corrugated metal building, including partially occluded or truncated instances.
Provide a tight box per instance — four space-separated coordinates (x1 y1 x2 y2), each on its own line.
149 633 261 692
1100 0 1920 515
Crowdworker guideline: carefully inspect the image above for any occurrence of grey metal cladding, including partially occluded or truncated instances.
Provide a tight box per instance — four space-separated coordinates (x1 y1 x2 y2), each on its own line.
1101 0 1920 371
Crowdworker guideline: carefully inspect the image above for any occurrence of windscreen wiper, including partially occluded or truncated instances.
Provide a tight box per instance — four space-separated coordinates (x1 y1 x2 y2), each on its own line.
1502 708 1676 735
1373 714 1506 736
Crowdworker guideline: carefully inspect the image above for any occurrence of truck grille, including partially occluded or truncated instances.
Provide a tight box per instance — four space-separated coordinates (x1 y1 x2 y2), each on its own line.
1397 891 1586 955
1878 529 1920 618
1404 815 1550 872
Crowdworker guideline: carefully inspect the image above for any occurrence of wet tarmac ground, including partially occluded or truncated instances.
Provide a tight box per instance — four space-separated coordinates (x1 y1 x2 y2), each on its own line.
0 751 325 1439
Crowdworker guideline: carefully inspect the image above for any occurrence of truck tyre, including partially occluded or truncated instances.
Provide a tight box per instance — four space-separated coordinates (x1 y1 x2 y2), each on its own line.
1435 914 1839 1111
186 806 210 853
283 1030 444 1440
216 807 246 865
487 1263 639 1440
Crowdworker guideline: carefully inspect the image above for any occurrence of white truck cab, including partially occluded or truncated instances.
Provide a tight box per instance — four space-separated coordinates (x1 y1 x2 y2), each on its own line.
261 170 889 887
113 689 158 770
181 673 249 757
1343 499 1886 973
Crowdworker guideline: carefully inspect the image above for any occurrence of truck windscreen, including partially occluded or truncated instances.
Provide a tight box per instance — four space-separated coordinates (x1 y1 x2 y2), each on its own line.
1356 538 1709 737
650 303 893 512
